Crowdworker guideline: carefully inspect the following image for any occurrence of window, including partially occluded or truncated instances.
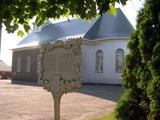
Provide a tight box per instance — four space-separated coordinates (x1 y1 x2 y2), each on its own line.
116 49 124 73
17 57 21 72
26 56 31 72
96 50 103 73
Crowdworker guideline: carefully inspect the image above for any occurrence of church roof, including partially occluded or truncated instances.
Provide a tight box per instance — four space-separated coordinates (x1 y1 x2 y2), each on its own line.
16 19 96 48
84 8 134 40
14 8 134 50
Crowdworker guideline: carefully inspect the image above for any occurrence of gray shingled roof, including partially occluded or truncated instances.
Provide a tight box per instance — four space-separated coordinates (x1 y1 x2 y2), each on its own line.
17 19 96 48
15 8 134 49
84 8 134 40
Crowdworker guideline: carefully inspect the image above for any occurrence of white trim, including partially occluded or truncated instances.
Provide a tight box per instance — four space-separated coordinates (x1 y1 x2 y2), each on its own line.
12 37 129 51
12 46 40 52
83 37 129 45
83 37 129 42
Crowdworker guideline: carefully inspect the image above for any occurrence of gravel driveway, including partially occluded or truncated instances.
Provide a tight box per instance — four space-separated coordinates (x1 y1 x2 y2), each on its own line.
0 80 123 120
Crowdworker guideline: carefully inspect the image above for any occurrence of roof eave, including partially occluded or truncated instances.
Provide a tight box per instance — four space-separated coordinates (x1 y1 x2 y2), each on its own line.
11 45 40 52
83 36 130 42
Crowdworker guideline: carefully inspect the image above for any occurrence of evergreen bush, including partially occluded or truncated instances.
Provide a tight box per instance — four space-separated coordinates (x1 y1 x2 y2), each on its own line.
116 0 160 119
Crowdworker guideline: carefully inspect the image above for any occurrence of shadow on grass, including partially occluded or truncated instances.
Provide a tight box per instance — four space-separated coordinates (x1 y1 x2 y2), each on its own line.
91 112 116 120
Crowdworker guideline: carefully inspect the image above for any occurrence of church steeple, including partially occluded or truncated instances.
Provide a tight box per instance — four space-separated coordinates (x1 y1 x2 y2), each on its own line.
84 8 134 40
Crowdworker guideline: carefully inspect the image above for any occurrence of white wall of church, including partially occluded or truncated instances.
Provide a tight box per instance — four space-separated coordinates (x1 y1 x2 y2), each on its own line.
82 39 129 84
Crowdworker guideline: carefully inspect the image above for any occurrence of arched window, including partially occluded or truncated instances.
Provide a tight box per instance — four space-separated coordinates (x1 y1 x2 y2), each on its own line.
116 49 124 73
96 50 103 73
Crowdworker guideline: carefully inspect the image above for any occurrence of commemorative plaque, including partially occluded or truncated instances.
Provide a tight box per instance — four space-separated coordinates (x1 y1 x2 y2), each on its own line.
38 39 82 120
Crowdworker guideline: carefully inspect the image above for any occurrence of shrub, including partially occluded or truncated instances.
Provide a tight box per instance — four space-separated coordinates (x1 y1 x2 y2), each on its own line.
115 0 160 119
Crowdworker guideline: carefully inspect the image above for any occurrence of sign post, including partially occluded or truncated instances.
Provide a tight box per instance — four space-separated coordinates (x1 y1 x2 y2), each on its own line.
38 39 82 120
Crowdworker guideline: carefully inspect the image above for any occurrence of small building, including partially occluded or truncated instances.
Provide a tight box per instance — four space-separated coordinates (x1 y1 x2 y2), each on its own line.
0 60 11 79
12 8 134 84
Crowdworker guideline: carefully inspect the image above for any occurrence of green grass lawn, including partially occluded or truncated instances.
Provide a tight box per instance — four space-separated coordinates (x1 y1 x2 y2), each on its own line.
92 112 116 120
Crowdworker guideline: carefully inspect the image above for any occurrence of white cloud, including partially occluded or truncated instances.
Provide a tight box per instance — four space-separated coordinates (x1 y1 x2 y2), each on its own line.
116 0 144 27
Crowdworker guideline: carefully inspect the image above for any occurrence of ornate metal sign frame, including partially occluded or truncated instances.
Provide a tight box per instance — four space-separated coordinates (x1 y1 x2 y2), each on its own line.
37 38 82 120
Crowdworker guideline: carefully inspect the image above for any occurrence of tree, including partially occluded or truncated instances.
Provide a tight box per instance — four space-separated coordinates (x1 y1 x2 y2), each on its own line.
0 0 129 36
116 0 160 119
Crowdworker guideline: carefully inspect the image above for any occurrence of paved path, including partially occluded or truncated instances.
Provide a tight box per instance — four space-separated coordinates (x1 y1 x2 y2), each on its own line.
0 80 123 120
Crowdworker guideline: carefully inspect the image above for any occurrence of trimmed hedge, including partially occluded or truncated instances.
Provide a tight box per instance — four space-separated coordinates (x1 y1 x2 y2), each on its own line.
115 0 160 119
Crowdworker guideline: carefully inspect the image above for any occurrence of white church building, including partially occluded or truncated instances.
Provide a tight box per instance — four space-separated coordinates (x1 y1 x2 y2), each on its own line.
12 8 134 84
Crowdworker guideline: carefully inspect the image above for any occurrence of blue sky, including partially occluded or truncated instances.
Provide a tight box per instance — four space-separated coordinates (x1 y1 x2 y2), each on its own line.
1 0 144 65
